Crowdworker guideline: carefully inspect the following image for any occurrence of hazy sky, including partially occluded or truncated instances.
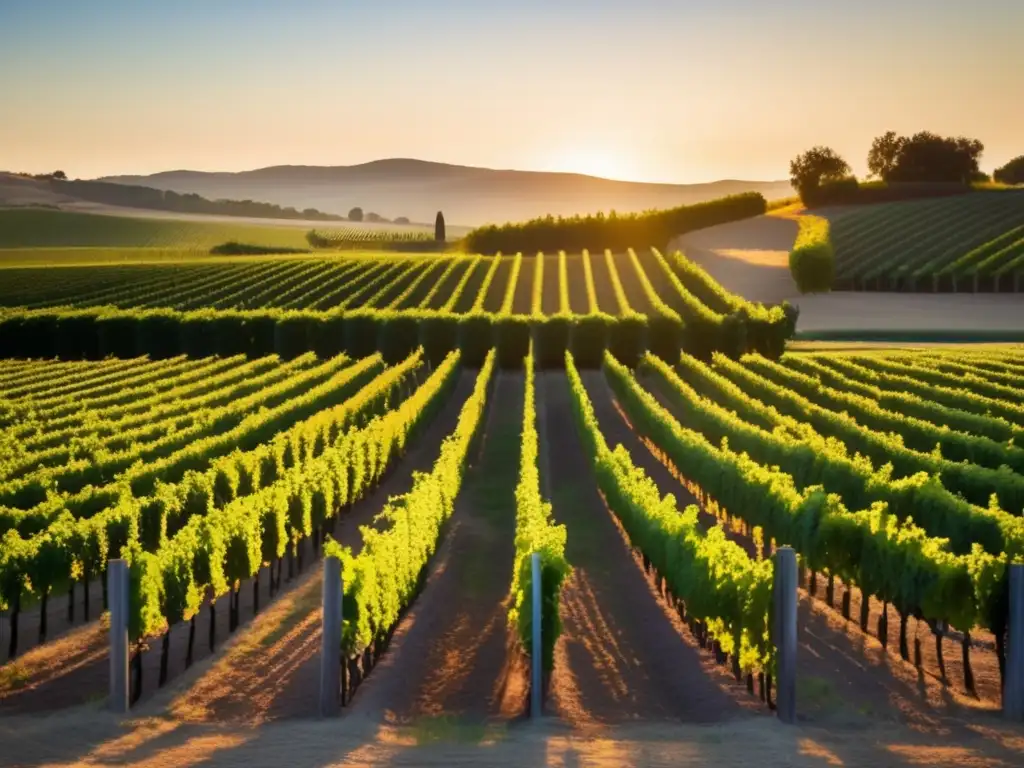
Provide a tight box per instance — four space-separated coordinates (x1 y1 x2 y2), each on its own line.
2 1 1021 184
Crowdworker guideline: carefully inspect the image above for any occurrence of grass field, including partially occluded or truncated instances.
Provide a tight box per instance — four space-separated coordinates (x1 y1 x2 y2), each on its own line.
0 209 456 253
828 189 1024 291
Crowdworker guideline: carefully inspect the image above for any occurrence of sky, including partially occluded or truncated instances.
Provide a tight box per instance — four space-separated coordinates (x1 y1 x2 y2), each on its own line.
1 0 1022 184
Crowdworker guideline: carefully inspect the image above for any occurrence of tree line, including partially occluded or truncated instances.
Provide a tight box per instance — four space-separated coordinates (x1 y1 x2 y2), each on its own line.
790 132 1022 207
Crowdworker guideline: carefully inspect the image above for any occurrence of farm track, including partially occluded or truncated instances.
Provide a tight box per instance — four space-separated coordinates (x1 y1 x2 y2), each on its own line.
587 250 620 314
614 252 654 314
635 370 1008 728
565 254 590 313
541 254 560 315
349 371 527 725
452 260 490 314
423 260 471 310
0 372 477 718
539 372 750 725
511 257 535 315
481 257 513 313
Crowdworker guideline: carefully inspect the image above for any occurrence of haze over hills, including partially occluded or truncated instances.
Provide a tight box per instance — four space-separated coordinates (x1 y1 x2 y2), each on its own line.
99 159 794 227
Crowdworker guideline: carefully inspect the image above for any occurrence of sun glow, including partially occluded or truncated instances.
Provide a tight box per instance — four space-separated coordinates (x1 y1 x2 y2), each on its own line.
546 145 638 182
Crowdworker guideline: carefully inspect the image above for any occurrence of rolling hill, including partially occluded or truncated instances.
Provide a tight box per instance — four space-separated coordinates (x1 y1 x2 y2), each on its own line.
99 158 794 227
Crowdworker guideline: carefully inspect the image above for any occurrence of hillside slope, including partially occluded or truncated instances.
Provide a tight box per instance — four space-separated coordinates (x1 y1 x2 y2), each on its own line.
100 159 793 226
824 190 1024 290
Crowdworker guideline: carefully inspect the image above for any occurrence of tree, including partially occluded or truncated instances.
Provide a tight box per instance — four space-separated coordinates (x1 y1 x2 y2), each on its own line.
365 212 385 223
435 211 446 242
867 131 906 180
994 156 1024 185
789 147 851 199
881 131 984 184
51 170 67 180
394 216 410 225
348 207 363 222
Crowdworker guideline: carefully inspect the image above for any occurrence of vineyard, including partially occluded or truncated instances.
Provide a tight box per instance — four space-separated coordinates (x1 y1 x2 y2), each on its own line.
1 340 1023 737
0 249 798 363
829 189 1024 291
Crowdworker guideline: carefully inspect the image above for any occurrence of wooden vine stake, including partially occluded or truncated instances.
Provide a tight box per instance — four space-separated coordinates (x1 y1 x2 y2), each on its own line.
319 555 343 718
774 547 797 724
108 559 129 714
1005 564 1024 721
531 551 542 719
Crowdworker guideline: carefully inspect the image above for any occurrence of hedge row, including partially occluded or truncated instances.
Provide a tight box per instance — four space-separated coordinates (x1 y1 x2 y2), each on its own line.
0 307 693 369
463 193 767 254
789 215 834 294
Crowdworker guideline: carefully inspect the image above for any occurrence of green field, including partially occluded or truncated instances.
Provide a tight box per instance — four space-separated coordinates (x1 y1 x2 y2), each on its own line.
829 189 1024 291
0 209 453 255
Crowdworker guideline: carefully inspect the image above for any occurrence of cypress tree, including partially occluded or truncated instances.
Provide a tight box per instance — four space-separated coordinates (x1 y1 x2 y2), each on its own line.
435 211 446 242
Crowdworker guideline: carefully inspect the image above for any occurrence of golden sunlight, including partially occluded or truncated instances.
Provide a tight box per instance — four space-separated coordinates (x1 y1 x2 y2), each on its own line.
547 145 638 182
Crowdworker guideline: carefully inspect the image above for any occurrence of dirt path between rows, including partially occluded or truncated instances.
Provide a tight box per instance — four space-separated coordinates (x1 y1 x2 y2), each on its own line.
349 371 527 726
538 371 754 726
146 371 478 724
621 368 1016 746
0 372 476 719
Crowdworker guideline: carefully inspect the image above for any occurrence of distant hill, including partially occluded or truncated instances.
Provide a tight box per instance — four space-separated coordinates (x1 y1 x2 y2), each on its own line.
99 159 794 227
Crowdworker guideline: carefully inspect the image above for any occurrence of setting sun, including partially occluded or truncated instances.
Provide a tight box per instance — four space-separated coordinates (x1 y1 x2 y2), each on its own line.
546 145 637 182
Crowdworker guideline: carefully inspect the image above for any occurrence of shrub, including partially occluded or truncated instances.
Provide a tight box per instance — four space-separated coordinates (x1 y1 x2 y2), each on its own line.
643 311 684 364
308 312 346 358
97 314 139 358
495 315 531 369
176 312 217 357
274 313 315 360
18 313 58 358
342 311 381 359
419 312 460 365
378 312 421 364
607 312 649 367
995 156 1024 186
242 314 277 358
137 311 181 359
533 314 573 370
457 313 493 367
463 193 765 254
55 313 100 360
570 313 611 368
209 242 309 256
789 216 834 293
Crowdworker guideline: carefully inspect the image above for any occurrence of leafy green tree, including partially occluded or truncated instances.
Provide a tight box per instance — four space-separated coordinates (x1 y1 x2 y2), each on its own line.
994 155 1024 185
789 147 851 199
348 207 364 222
867 131 906 180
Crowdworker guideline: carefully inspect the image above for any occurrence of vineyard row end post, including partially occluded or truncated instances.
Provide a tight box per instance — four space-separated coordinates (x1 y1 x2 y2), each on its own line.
531 551 542 719
1006 564 1024 721
108 559 129 714
320 555 342 718
774 546 797 724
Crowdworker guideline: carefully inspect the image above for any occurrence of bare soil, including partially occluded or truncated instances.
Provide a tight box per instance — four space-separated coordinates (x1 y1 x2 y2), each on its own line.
511 256 535 315
672 214 799 305
349 371 527 726
541 253 560 315
538 372 755 726
565 253 591 313
481 256 513 312
588 250 621 315
149 371 477 724
614 252 655 314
